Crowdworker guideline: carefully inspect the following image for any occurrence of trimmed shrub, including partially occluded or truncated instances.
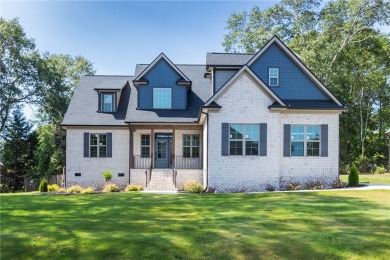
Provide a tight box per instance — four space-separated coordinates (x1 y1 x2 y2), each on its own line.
102 171 113 182
374 166 387 175
81 187 95 194
305 181 325 190
48 184 59 192
331 178 347 188
265 184 276 191
349 165 359 186
286 181 301 191
39 180 48 192
68 185 82 194
103 183 120 192
125 184 143 192
183 180 203 193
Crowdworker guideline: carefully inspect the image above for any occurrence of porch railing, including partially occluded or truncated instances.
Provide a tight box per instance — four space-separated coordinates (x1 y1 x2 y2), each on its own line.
174 156 202 169
133 155 151 169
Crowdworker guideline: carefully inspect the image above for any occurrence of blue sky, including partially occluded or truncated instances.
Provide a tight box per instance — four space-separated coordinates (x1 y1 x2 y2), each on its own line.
1 0 276 75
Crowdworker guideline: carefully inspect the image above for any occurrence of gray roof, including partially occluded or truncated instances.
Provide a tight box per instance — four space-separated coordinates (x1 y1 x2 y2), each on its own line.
269 100 346 110
125 64 210 123
61 76 133 126
206 52 254 67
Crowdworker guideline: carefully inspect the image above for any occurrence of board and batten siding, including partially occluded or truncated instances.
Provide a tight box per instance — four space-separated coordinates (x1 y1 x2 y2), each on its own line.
214 70 238 93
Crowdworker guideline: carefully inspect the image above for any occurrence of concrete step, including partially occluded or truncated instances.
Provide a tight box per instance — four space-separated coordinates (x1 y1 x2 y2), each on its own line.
144 169 177 191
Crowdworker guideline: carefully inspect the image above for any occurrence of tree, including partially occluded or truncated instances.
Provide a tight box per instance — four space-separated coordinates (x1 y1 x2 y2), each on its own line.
0 18 40 134
0 106 34 191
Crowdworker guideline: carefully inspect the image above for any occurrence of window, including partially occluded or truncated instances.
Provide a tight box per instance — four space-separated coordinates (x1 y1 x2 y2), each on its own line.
229 124 259 156
269 68 279 86
183 135 200 158
141 135 150 158
101 93 115 112
291 125 320 156
153 88 172 109
90 134 107 157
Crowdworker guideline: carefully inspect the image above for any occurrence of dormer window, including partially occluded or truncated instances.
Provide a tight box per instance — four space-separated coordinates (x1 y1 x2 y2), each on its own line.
101 93 115 112
153 88 172 109
269 68 279 86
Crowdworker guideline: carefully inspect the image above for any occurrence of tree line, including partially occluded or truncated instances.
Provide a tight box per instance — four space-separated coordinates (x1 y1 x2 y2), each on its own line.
223 0 390 172
0 18 95 191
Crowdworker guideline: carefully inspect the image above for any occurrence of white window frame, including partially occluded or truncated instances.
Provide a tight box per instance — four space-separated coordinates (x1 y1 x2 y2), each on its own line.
89 133 107 157
183 135 200 158
141 135 150 158
153 88 172 109
101 93 115 112
269 68 279 86
291 125 320 157
229 124 260 156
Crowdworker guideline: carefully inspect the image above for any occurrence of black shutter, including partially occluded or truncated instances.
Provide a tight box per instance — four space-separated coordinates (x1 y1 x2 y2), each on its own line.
283 124 291 157
221 123 229 156
84 132 89 157
98 93 101 112
107 133 113 157
321 124 328 157
259 123 267 156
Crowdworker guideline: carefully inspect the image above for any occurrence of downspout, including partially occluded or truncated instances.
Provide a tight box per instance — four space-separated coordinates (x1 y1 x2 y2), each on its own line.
201 111 209 192
128 124 131 185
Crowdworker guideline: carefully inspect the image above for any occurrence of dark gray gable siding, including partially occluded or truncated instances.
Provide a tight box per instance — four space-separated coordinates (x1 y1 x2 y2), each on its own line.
84 132 89 157
283 124 291 157
321 124 328 157
214 69 238 93
138 59 187 110
250 43 328 100
221 123 229 156
259 123 267 156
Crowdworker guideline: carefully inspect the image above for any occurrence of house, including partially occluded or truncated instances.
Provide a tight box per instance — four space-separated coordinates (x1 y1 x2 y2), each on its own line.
61 36 346 191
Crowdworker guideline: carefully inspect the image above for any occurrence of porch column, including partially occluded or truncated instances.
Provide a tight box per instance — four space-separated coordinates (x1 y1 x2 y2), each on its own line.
129 127 134 168
151 129 155 169
172 128 176 168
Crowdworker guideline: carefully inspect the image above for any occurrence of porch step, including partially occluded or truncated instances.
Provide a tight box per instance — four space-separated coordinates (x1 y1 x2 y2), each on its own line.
144 169 177 191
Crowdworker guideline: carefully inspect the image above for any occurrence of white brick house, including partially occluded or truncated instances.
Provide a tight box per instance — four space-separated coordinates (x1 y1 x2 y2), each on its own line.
62 36 346 191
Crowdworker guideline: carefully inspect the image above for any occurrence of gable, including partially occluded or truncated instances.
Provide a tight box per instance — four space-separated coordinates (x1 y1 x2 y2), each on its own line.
249 42 329 100
137 59 187 110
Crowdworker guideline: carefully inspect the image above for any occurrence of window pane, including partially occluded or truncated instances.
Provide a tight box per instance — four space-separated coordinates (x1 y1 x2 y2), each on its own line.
153 88 171 109
103 94 113 112
141 147 150 158
99 134 107 145
245 125 259 141
245 141 259 155
307 142 320 156
230 125 243 139
99 146 107 157
291 142 304 156
183 147 191 158
307 126 320 140
192 147 200 158
141 135 150 146
192 135 200 146
90 134 98 145
90 146 98 157
291 125 304 141
183 135 191 146
230 141 243 155
270 78 278 85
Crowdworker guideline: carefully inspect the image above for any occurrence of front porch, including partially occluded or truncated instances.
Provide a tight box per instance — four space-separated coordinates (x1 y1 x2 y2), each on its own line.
129 125 204 190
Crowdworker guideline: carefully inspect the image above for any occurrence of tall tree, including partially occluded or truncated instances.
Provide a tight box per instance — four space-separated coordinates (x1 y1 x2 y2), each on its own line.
0 18 40 134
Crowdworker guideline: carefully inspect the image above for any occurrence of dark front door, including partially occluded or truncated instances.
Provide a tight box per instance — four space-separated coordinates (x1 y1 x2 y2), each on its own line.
155 138 170 168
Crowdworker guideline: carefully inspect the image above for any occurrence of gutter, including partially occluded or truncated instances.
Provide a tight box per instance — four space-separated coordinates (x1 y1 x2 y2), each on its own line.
201 110 209 193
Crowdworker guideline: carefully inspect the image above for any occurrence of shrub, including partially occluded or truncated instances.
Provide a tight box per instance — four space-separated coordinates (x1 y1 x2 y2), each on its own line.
102 171 113 182
349 165 359 186
57 187 67 193
125 184 143 192
81 187 95 194
183 180 203 193
68 185 82 194
39 180 48 192
374 166 387 175
305 181 325 190
331 178 347 189
265 184 276 191
48 184 59 192
103 183 120 192
0 184 10 193
286 181 301 191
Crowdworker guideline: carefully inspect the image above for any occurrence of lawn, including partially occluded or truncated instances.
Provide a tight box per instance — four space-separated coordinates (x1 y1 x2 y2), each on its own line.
1 191 390 259
340 173 390 184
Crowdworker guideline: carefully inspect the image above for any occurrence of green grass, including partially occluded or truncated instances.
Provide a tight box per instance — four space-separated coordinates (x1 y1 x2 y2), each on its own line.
340 173 390 184
1 191 390 259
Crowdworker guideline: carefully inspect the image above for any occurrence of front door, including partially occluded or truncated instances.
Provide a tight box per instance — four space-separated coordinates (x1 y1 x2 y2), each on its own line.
155 138 169 168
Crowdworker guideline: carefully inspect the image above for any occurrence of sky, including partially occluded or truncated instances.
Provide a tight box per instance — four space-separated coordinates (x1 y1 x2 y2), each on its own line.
1 0 277 75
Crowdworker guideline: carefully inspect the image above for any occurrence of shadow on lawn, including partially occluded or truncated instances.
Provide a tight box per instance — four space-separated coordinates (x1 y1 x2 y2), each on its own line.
1 191 389 259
